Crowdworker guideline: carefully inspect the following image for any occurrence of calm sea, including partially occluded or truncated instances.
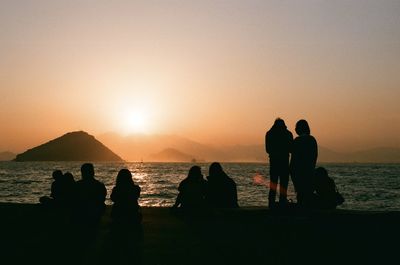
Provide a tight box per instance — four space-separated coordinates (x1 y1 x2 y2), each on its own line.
0 161 399 211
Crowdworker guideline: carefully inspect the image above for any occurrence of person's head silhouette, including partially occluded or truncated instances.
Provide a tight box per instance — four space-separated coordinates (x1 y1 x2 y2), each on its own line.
188 166 203 181
209 162 224 177
116 168 134 187
295 119 310 136
52 170 63 181
81 163 95 181
64 172 75 182
273 118 287 129
315 167 328 178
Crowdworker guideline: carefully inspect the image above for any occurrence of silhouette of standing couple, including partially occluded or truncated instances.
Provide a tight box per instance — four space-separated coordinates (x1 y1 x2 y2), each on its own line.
265 119 318 208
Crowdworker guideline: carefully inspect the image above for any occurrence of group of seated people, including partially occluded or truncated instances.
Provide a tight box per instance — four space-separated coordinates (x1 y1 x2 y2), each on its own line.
173 162 239 209
40 162 342 224
40 162 239 223
40 163 141 224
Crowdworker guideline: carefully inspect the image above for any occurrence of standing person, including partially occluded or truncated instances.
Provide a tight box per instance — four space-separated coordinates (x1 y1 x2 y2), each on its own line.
74 163 107 225
290 119 318 207
172 166 206 209
265 118 293 208
206 162 239 208
111 168 141 223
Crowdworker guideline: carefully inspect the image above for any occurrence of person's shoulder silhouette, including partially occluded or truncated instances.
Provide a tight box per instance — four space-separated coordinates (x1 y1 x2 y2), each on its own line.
50 170 64 201
291 119 318 164
173 166 206 209
56 172 76 207
111 168 141 222
76 163 106 202
290 119 318 206
265 118 293 157
206 162 239 208
40 170 64 206
314 167 343 209
74 163 106 223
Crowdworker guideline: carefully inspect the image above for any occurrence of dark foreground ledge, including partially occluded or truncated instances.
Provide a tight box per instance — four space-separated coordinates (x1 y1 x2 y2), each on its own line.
1 203 399 265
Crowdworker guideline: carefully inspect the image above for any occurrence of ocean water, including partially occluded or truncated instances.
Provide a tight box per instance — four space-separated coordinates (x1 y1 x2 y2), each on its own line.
0 161 399 211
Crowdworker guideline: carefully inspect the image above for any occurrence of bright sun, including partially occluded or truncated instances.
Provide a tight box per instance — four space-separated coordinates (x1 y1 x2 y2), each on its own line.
119 108 150 134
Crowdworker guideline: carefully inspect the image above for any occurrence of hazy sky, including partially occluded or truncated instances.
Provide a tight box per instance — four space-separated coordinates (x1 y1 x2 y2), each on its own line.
1 0 400 153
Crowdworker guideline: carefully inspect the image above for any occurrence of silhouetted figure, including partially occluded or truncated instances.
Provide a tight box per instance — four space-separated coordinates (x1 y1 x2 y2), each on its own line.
40 170 75 207
49 170 64 200
205 162 239 208
105 168 143 265
173 166 206 209
111 169 141 223
74 163 107 225
314 167 344 209
59 172 76 207
40 170 63 205
290 120 318 207
265 118 293 208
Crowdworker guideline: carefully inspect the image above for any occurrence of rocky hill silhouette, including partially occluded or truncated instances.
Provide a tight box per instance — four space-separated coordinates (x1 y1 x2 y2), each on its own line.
15 131 123 162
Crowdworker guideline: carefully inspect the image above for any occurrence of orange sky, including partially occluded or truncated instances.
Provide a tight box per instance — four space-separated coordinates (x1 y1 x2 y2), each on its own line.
1 1 400 153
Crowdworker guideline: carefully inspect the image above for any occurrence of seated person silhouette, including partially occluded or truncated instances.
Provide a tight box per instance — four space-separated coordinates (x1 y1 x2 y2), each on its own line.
173 166 206 209
314 167 343 210
111 169 141 223
39 170 64 206
205 162 239 208
74 163 107 225
58 172 76 207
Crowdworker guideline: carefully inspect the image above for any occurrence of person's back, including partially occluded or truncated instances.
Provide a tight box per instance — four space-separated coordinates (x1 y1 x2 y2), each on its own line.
173 166 206 209
290 120 318 206
314 167 343 210
206 162 238 208
291 135 318 172
56 172 76 207
266 123 293 160
265 118 293 207
179 177 206 208
76 179 106 208
111 169 141 222
75 163 107 224
40 170 64 206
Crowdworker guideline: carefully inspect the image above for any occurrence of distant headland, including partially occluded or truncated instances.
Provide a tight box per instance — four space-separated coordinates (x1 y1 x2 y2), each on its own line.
14 131 123 162
4 130 400 163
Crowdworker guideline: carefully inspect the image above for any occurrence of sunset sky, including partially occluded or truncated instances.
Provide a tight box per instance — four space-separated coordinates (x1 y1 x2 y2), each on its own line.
1 0 399 153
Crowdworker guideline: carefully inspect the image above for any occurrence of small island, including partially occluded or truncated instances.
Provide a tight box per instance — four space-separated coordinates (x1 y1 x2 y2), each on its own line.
14 131 123 162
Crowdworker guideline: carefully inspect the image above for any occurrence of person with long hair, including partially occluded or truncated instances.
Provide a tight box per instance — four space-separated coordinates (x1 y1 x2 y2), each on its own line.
173 166 206 209
108 169 142 264
205 162 239 208
290 120 318 207
111 168 141 223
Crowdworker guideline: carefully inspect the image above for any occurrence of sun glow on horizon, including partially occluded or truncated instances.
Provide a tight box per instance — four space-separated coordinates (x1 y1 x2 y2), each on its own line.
118 107 151 135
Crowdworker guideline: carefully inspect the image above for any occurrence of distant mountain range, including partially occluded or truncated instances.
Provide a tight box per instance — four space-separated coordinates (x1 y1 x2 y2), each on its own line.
318 146 400 163
5 131 400 162
148 148 202 162
14 131 123 162
98 132 400 163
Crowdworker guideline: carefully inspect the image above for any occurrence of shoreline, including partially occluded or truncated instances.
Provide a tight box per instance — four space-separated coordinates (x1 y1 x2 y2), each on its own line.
1 203 399 265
